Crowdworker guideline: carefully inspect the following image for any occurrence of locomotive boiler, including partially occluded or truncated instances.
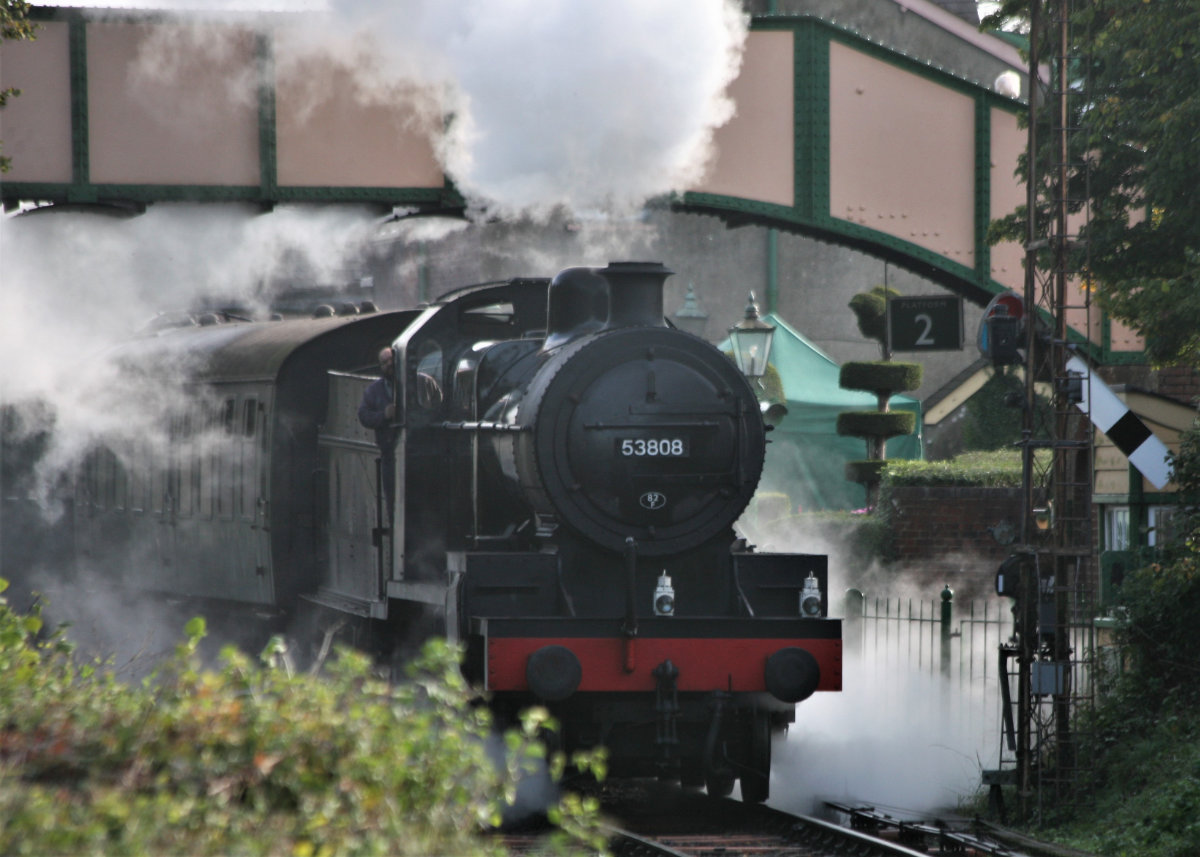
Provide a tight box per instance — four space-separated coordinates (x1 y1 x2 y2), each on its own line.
73 261 841 802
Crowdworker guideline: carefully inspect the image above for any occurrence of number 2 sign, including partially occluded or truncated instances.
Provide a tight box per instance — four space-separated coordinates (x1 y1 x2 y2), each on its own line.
887 295 964 352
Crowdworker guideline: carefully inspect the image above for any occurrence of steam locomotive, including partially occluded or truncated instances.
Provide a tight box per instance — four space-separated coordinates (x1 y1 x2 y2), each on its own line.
72 261 841 801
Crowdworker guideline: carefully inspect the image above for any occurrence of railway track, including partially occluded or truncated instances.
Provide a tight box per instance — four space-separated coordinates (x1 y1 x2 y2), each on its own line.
608 809 932 856
502 780 1100 857
500 781 1037 857
504 811 928 857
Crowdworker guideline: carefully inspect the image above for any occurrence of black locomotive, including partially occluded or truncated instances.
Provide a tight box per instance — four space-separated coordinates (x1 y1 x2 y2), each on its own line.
71 261 841 801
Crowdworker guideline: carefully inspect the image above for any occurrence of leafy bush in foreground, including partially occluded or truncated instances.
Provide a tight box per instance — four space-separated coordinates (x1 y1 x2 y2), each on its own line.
0 579 607 856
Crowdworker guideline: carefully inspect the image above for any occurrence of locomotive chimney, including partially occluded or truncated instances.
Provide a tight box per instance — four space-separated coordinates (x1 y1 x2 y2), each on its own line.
543 261 672 351
601 261 672 329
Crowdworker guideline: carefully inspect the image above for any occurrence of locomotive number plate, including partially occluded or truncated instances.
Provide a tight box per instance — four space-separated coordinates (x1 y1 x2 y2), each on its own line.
617 438 689 457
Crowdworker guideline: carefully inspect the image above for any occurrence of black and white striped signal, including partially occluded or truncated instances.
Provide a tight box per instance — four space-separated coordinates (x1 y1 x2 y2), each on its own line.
1066 355 1172 490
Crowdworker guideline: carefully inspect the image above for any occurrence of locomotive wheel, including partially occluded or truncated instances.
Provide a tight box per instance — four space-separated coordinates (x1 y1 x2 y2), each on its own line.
739 712 771 804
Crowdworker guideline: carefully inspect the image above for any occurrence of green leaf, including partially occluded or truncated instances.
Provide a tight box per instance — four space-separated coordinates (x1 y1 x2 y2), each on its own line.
184 615 207 640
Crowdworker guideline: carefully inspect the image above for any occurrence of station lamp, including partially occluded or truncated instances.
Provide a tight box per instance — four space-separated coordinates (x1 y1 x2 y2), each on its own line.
728 292 775 381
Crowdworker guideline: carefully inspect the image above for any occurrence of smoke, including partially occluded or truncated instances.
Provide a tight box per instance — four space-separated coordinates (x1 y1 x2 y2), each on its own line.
74 0 747 219
5 0 746 668
735 514 1006 816
275 0 748 218
4 0 751 492
0 203 384 509
769 649 1000 817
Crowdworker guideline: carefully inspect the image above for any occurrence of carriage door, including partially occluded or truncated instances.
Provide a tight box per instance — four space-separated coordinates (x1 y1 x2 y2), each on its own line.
238 394 273 603
314 371 388 618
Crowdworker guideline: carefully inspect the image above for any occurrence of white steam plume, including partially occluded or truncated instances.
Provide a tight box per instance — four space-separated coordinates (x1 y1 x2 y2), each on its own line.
36 1 747 218
280 0 748 218
0 204 382 508
769 651 1001 817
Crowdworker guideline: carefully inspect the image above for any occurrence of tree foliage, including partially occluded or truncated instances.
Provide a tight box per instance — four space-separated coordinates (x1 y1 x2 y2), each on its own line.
985 0 1200 367
961 367 1053 452
0 0 37 173
1027 421 1200 856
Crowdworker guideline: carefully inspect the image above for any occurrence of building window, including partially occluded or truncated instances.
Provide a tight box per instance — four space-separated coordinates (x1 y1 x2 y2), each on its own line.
1148 505 1180 547
1105 506 1130 551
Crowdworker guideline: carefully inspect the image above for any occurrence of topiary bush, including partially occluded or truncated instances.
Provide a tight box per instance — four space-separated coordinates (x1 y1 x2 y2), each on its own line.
839 362 923 407
848 285 900 350
836 308 923 502
836 410 916 443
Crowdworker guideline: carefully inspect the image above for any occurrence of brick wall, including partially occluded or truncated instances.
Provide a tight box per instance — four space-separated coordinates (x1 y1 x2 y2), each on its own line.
1099 364 1200 406
887 485 1023 595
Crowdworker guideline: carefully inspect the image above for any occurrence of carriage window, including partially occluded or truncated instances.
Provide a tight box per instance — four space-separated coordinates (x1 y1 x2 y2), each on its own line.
112 451 127 511
129 441 146 513
414 341 444 410
243 398 257 438
85 449 102 510
223 398 236 435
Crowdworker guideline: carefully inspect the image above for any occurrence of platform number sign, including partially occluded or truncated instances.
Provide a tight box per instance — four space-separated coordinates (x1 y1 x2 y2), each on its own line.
887 295 964 352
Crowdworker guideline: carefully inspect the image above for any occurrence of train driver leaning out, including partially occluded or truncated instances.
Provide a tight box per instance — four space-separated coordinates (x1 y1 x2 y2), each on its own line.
358 346 399 518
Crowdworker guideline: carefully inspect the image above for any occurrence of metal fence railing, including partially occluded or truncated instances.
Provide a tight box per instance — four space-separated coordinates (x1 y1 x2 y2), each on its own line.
842 589 1015 759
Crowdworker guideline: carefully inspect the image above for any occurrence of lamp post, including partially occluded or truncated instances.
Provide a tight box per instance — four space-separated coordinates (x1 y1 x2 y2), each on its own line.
728 292 775 381
729 292 785 426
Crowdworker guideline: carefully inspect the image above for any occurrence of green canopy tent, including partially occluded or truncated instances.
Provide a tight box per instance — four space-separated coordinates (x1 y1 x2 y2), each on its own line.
724 312 923 512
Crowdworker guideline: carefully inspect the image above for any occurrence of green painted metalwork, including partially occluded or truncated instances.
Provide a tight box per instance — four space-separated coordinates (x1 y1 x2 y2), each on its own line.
974 97 992 285
675 17 1138 363
787 17 829 223
256 32 277 204
10 7 1139 363
12 6 464 214
68 17 90 198
680 17 1024 308
766 229 778 315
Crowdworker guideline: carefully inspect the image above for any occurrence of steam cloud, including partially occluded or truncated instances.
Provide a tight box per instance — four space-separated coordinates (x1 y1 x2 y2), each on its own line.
43 0 748 218
282 0 748 217
3 0 747 663
0 204 384 506
770 645 1003 816
4 0 748 497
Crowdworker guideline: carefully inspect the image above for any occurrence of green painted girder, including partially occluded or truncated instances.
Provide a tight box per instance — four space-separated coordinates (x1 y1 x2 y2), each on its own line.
6 8 1134 363
4 7 466 216
677 16 1018 309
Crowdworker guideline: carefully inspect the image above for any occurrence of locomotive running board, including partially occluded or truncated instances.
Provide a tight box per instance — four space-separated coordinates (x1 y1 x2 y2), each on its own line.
303 588 388 620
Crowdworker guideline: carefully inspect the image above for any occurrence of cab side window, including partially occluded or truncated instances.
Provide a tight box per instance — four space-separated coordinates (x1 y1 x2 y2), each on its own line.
414 341 444 410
